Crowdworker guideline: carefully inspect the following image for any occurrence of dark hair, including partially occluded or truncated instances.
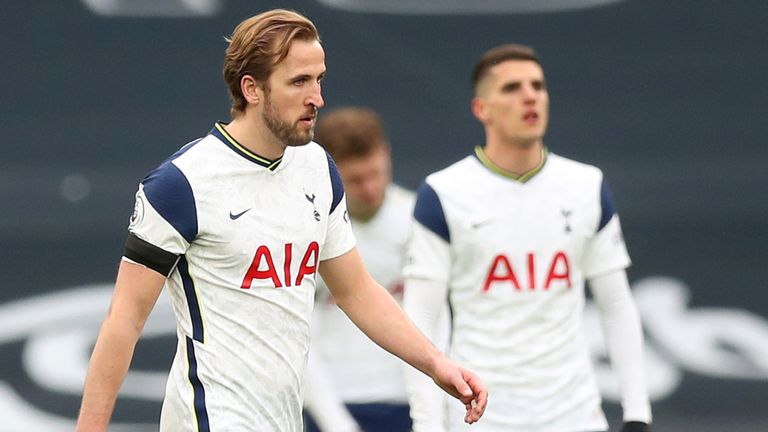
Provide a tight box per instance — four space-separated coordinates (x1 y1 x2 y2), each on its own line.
472 44 541 94
223 9 319 117
314 107 388 162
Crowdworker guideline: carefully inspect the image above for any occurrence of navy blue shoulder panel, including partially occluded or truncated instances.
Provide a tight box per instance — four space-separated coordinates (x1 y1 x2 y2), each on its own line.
326 151 345 214
414 182 450 243
598 179 616 232
141 143 200 243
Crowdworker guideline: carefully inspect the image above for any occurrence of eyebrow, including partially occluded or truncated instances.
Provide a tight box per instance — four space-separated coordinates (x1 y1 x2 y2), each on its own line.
289 74 311 82
500 81 522 91
287 71 326 82
499 78 545 90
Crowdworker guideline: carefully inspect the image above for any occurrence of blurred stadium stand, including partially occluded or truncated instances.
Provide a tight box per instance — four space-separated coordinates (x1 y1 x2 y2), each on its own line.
1 0 766 430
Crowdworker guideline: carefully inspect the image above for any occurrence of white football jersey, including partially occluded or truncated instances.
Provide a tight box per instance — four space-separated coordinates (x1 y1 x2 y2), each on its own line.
126 123 355 432
311 184 415 403
404 148 630 432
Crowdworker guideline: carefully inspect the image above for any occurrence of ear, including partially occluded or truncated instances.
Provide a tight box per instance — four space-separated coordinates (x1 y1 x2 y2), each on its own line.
471 97 489 124
381 141 392 157
240 75 263 106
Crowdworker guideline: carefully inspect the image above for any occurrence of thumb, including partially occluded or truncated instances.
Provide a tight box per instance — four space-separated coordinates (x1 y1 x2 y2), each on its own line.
458 380 472 398
455 370 476 401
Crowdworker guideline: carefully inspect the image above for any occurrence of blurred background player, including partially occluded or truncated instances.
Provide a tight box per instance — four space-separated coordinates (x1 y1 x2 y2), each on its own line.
403 44 652 431
304 107 435 432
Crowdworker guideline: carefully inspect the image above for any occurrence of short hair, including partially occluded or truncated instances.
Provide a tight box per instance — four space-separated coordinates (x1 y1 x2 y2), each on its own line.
314 107 388 162
223 9 320 117
471 44 541 95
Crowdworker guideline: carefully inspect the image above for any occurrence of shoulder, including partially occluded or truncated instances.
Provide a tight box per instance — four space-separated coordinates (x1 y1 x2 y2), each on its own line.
547 153 604 182
288 141 340 176
386 183 416 209
371 184 415 227
291 141 329 164
295 141 345 212
544 153 606 196
412 157 477 243
142 137 209 190
415 154 479 216
424 155 479 192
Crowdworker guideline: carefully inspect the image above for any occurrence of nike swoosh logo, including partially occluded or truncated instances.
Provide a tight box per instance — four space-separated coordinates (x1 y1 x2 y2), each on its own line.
229 208 251 220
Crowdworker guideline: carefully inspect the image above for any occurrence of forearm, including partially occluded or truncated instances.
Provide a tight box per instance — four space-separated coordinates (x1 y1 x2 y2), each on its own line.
335 274 442 377
320 249 487 426
402 277 451 431
590 270 652 423
77 260 164 431
77 313 144 431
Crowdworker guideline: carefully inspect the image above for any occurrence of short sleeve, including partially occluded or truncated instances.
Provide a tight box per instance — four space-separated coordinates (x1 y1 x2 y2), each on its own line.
128 160 197 256
403 182 451 284
582 179 631 278
319 154 356 261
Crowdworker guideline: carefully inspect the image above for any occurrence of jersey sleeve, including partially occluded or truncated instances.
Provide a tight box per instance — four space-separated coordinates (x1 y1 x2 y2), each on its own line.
403 182 451 284
125 160 197 274
403 182 452 431
582 179 631 278
319 152 356 261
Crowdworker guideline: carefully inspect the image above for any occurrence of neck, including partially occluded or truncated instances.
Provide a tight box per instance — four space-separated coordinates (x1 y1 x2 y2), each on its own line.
225 114 286 160
483 138 543 176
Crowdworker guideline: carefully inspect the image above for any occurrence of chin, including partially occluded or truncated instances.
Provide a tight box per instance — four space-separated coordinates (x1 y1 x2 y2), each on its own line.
286 134 313 147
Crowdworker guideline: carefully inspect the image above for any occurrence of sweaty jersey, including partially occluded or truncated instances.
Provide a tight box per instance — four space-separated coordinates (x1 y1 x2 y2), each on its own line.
404 148 630 432
125 123 355 432
311 184 415 403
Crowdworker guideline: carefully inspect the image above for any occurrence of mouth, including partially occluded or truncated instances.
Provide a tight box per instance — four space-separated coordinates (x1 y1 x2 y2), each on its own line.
522 111 539 124
299 112 316 127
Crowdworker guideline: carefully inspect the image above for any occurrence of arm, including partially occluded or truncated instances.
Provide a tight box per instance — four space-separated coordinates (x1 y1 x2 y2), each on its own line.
402 277 451 432
76 260 165 432
319 248 487 425
401 192 455 431
589 269 652 428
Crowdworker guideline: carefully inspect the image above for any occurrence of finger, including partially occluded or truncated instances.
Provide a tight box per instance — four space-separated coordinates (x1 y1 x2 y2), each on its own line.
473 389 488 416
461 370 486 403
463 369 484 395
448 371 473 401
453 367 488 424
454 373 473 399
464 399 478 424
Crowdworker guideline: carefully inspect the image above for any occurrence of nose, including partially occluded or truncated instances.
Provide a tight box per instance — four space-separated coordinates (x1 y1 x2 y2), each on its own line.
522 84 537 102
307 82 324 109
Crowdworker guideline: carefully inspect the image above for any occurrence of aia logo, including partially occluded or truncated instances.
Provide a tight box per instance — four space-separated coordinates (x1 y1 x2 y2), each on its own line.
241 242 319 289
483 251 571 292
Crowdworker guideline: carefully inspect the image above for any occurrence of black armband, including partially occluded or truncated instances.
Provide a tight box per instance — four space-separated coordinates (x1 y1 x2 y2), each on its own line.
621 421 650 432
124 232 179 277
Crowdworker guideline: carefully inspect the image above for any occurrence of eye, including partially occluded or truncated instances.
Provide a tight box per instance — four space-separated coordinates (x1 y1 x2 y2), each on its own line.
293 77 307 86
501 82 521 93
532 80 547 91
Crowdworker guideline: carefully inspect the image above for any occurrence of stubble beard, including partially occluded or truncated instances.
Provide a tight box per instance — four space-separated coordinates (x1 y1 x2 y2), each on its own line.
262 95 314 147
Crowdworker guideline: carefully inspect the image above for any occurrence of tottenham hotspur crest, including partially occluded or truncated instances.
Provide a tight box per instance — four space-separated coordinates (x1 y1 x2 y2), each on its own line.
305 192 321 221
561 209 572 233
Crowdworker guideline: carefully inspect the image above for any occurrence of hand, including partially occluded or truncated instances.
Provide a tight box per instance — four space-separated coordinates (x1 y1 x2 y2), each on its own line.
621 421 650 432
431 357 488 424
